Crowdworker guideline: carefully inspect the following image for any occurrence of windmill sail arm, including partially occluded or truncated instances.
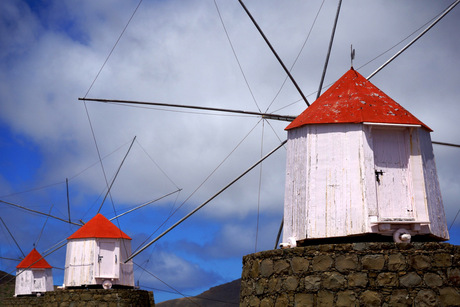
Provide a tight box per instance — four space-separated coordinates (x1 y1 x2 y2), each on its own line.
0 199 83 226
367 0 460 80
78 97 297 122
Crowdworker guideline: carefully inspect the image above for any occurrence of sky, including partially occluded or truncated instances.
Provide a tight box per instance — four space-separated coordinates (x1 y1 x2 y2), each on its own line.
0 0 459 303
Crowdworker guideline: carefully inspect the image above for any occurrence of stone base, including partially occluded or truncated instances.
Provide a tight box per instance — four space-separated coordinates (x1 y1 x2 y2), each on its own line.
2 288 154 306
240 242 460 306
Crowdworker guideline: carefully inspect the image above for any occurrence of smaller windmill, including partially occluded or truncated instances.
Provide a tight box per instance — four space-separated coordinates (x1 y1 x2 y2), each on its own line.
282 68 449 246
14 248 54 296
63 213 134 289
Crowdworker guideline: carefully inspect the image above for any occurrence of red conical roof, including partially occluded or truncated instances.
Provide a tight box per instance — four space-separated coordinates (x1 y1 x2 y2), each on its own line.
67 213 131 240
286 68 431 131
16 248 52 269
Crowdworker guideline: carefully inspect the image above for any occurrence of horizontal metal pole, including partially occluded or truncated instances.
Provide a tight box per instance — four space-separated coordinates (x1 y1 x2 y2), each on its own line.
432 141 460 148
0 199 83 226
79 97 296 122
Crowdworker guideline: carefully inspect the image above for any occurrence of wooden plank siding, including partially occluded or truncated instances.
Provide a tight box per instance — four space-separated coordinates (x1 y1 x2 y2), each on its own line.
283 124 369 242
283 123 449 243
64 238 134 287
419 129 449 239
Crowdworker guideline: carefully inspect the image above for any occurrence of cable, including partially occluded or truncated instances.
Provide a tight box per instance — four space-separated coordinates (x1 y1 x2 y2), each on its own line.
136 139 180 190
255 120 265 252
134 119 262 252
34 204 54 249
214 0 261 112
83 0 144 98
134 262 201 307
266 0 326 113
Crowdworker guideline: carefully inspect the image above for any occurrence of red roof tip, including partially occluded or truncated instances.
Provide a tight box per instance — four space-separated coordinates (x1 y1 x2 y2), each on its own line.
16 248 52 269
286 69 431 131
67 213 131 240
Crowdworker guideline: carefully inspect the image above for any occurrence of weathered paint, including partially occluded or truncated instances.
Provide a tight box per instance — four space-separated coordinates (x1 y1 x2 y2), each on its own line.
283 124 368 241
419 128 449 239
285 68 431 131
63 214 134 288
282 69 448 243
15 249 53 296
372 128 413 220
68 213 131 240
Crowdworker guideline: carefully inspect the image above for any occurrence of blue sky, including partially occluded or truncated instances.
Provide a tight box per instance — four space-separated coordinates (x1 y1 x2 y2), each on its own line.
1 0 460 303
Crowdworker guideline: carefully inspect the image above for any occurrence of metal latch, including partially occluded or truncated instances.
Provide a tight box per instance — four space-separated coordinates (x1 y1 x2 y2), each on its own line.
375 170 384 184
98 255 103 263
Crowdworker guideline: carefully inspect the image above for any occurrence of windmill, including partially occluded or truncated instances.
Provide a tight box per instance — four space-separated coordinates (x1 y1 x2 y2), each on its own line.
1 0 460 303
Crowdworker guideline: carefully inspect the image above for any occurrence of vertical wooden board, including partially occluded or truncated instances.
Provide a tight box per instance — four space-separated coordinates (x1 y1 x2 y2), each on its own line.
304 124 367 238
45 268 54 291
119 239 134 286
409 128 429 223
372 128 413 220
97 240 116 278
15 269 32 295
363 125 378 220
346 125 368 234
419 129 449 239
283 128 307 242
32 270 45 292
64 239 98 286
63 241 73 286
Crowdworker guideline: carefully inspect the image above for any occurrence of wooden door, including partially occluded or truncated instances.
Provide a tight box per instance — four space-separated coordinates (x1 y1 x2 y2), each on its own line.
32 270 45 292
372 128 413 220
98 241 116 277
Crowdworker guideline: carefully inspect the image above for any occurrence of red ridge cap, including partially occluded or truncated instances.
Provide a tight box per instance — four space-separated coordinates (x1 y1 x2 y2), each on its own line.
286 69 431 131
16 248 52 269
67 213 131 240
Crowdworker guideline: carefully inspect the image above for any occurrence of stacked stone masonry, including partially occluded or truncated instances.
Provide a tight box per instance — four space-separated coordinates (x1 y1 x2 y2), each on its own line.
240 242 460 306
2 288 154 307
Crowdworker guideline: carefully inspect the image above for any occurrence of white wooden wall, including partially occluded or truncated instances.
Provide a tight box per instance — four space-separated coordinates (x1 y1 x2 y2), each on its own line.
419 129 449 239
15 268 53 295
64 238 134 287
283 123 449 242
283 124 370 242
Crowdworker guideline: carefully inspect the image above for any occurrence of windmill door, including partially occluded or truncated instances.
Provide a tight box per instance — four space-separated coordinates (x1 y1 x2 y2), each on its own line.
372 128 414 220
32 270 45 292
97 241 116 278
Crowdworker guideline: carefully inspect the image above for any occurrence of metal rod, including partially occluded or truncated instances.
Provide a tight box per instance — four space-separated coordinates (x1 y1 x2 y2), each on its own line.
78 100 459 148
97 136 137 213
274 216 284 250
35 204 54 248
109 189 182 221
0 217 25 258
0 200 82 226
432 141 460 148
125 139 287 262
79 97 297 122
367 0 460 80
316 0 342 99
66 178 71 223
237 0 310 106
0 256 22 262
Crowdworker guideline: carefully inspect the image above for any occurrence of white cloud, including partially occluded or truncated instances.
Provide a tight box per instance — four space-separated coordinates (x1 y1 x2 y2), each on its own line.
1 0 459 302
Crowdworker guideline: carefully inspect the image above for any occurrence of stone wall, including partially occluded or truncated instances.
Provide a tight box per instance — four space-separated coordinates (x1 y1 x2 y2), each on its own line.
2 288 154 306
240 242 460 306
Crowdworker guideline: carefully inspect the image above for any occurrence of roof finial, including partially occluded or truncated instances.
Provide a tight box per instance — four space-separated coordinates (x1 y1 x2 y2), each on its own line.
351 44 355 68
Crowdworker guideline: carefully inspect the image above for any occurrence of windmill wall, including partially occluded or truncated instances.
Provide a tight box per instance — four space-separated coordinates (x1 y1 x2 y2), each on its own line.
240 242 460 306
